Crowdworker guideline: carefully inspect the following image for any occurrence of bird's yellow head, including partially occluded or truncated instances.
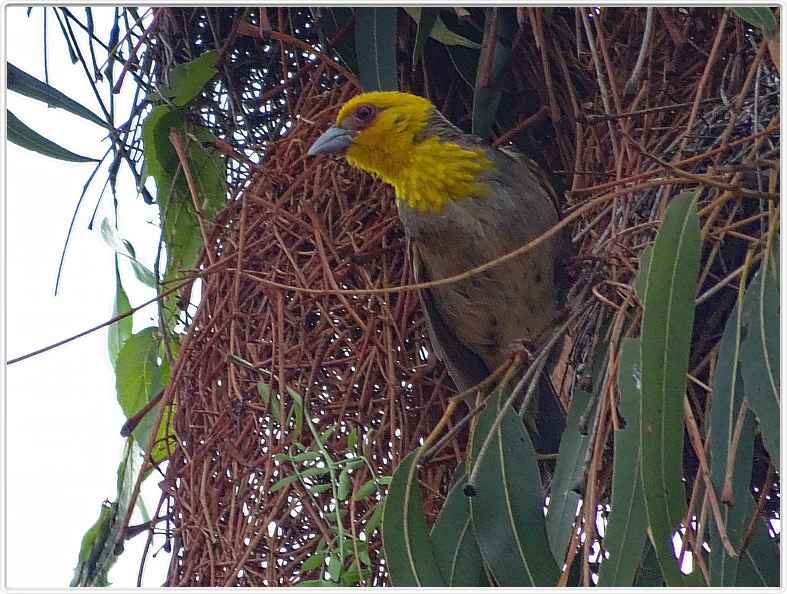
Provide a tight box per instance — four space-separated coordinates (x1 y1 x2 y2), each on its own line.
308 91 492 212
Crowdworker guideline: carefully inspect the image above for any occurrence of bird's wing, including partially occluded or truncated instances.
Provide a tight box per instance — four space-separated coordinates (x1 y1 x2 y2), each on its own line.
409 239 489 392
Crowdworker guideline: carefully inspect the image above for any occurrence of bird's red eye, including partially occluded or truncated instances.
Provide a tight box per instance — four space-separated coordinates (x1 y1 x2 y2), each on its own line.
354 104 377 124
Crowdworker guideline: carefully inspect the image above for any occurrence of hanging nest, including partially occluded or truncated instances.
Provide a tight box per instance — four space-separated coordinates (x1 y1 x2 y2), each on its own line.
129 7 778 586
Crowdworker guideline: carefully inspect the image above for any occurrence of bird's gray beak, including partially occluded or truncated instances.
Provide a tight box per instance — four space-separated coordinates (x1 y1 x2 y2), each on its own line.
307 125 356 156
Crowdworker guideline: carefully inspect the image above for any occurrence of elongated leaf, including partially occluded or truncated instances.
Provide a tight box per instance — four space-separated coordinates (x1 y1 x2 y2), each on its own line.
708 296 757 585
633 540 664 586
469 390 559 586
740 242 780 467
382 451 446 586
8 110 99 162
107 259 132 366
115 327 163 452
405 8 480 55
472 8 516 140
171 50 219 106
639 191 703 586
545 389 591 565
430 475 489 586
598 338 648 586
408 8 438 69
355 8 398 91
736 518 780 586
100 219 156 288
731 7 778 34
8 62 106 127
71 437 141 586
316 7 358 74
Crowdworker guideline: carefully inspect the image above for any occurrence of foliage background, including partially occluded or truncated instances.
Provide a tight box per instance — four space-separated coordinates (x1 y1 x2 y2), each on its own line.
6 5 780 588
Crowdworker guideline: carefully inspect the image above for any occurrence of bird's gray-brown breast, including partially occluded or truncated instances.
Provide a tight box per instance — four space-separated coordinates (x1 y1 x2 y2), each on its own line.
399 142 569 390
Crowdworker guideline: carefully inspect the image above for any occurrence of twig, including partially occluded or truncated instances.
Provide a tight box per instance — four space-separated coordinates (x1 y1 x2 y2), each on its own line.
622 8 654 96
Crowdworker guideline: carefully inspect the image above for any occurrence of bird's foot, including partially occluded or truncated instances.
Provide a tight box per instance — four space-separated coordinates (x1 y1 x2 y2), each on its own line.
502 338 537 364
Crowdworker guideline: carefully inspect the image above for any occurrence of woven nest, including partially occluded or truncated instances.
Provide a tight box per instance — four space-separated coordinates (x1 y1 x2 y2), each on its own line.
138 7 779 586
159 82 467 586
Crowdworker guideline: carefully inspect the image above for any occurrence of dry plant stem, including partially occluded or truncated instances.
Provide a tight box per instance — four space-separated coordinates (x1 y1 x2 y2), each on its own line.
111 8 156 94
465 310 581 493
720 397 750 504
620 129 780 201
7 273 198 365
568 122 779 197
420 360 512 460
623 8 654 96
579 8 620 163
682 396 737 557
237 22 361 88
737 461 775 558
479 7 498 88
492 105 549 147
676 10 729 159
421 399 487 462
677 455 708 580
169 130 216 266
695 243 764 306
529 8 560 124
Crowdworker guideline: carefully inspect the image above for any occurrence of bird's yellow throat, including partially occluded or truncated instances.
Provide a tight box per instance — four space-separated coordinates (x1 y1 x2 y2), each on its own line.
337 92 493 212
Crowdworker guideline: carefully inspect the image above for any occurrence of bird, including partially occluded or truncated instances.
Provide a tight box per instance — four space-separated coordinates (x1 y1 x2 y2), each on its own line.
308 91 570 453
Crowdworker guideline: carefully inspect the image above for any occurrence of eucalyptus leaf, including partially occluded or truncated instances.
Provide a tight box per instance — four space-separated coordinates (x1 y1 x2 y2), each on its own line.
639 191 703 586
8 62 106 127
469 390 559 586
355 8 398 91
430 475 489 586
8 110 99 162
545 389 591 565
382 450 446 586
598 338 648 586
740 242 780 467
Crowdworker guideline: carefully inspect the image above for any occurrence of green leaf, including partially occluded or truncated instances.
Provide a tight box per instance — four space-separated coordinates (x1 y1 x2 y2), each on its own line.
327 555 341 580
8 110 99 162
731 7 778 34
316 7 358 74
353 477 380 501
430 475 489 586
634 244 653 301
107 260 133 366
156 50 219 107
639 191 703 586
71 438 142 586
633 539 665 586
740 243 780 467
365 500 384 534
100 219 156 288
707 296 757 586
469 389 559 586
471 8 516 140
141 105 226 322
736 518 780 586
408 7 439 69
382 450 446 586
598 338 648 586
301 550 326 573
337 467 351 500
354 8 398 91
115 327 163 452
446 44 480 89
72 500 113 586
405 7 481 49
347 428 358 451
545 389 592 565
8 62 106 127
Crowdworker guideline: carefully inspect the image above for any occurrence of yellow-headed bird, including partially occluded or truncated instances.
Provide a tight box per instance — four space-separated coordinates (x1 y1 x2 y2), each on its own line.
309 91 569 452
